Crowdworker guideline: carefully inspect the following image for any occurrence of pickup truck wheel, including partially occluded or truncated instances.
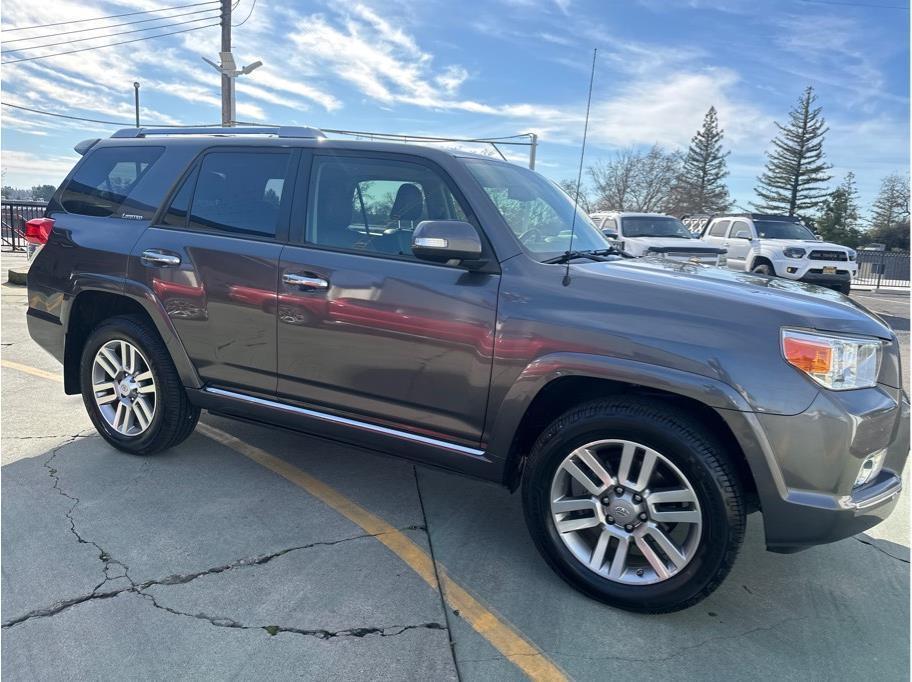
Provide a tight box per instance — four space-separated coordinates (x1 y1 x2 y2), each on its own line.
751 262 774 276
80 315 200 455
521 397 745 613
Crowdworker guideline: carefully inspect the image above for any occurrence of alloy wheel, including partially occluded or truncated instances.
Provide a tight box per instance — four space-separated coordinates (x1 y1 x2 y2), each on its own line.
91 339 157 436
549 439 702 585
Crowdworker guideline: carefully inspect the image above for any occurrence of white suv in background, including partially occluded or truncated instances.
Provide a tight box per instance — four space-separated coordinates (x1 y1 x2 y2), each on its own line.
589 211 727 265
697 213 857 294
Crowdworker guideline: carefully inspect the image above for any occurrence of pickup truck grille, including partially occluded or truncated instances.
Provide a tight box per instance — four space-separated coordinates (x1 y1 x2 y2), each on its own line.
809 250 847 261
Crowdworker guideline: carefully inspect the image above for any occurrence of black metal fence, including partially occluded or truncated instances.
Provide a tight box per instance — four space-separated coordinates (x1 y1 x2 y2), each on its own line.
1 200 48 252
855 249 910 289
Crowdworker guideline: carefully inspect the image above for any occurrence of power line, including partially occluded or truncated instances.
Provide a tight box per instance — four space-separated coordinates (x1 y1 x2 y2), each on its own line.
0 0 220 33
2 6 221 45
2 14 220 54
1 101 219 127
233 0 258 26
1 21 220 64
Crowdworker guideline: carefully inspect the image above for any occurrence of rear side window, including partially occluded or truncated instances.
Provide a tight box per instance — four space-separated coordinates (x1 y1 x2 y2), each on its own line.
60 146 164 218
708 220 730 237
187 151 292 237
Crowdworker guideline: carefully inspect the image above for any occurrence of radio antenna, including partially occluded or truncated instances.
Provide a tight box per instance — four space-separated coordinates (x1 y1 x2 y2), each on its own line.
563 47 598 287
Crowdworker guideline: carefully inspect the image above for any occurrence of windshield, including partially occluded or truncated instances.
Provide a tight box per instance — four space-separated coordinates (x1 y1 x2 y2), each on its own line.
463 159 609 259
621 216 693 239
754 220 815 240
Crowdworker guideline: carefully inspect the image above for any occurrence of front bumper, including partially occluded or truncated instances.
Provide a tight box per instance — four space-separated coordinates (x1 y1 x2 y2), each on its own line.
722 386 909 552
773 258 857 287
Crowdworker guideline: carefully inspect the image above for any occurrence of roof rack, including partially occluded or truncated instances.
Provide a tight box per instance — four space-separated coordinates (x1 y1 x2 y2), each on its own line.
110 126 326 139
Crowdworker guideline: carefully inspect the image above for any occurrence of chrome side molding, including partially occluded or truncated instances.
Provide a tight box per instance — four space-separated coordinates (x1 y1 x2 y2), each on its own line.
203 387 486 458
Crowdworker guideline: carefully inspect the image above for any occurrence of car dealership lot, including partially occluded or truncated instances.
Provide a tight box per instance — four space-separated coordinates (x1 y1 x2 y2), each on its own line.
2 277 908 680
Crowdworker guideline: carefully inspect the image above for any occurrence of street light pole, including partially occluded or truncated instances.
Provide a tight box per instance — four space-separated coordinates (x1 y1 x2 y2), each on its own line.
221 0 233 126
133 82 140 127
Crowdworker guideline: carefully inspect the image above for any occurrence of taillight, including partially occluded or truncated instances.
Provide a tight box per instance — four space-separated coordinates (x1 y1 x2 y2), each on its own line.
24 218 54 244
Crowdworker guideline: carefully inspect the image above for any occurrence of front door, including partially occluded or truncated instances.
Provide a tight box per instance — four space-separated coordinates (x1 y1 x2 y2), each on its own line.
130 147 297 394
276 152 499 448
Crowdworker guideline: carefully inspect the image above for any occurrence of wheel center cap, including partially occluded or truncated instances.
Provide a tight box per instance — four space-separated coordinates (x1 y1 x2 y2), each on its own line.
610 499 635 520
118 378 137 397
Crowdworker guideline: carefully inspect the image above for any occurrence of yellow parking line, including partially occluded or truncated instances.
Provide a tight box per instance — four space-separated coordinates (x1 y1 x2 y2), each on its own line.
1 359 567 680
1 359 62 382
197 422 568 682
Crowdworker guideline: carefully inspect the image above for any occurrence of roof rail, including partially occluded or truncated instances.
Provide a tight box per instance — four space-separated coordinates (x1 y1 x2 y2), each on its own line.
110 126 326 139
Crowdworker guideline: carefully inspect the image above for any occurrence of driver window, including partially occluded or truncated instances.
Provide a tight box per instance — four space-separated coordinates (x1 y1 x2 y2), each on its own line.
307 156 470 259
729 221 752 239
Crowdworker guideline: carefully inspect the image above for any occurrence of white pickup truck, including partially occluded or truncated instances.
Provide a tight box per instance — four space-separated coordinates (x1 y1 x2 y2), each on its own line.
589 211 727 265
686 213 857 294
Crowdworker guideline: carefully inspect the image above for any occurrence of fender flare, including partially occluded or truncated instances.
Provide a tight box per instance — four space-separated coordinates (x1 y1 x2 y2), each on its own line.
65 275 202 391
484 351 754 470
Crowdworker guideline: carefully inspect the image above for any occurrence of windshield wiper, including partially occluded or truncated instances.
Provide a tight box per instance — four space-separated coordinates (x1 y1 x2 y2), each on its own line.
542 247 632 264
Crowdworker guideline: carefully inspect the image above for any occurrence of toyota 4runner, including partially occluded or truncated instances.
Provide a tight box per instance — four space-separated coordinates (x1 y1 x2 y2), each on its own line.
25 127 908 613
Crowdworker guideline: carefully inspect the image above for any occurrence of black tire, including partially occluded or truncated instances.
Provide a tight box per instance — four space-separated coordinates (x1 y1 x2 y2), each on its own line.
521 397 745 613
80 315 200 455
751 262 774 276
838 282 851 295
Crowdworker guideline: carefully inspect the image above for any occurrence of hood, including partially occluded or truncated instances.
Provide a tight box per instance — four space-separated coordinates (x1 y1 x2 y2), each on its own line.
763 239 851 252
626 236 716 251
575 256 892 338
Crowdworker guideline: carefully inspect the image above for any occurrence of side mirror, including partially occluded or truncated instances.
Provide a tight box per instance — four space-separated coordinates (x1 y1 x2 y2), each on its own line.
814 233 823 241
602 229 618 239
412 220 483 265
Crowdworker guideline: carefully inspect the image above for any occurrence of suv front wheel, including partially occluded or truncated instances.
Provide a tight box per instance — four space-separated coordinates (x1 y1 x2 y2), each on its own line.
522 397 745 613
80 315 200 455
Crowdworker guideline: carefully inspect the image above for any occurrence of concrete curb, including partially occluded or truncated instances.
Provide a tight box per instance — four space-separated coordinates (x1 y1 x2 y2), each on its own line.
6 266 28 286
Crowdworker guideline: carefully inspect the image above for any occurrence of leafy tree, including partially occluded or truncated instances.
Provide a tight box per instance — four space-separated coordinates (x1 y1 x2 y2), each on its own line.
29 184 56 201
754 86 831 215
813 172 863 247
589 145 681 213
670 106 730 215
866 172 910 250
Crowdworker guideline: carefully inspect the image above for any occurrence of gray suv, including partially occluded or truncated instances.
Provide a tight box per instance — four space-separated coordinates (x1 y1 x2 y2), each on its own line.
25 127 909 613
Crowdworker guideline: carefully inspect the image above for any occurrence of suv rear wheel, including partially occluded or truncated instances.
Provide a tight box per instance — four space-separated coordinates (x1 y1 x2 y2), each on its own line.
521 397 745 613
80 315 199 455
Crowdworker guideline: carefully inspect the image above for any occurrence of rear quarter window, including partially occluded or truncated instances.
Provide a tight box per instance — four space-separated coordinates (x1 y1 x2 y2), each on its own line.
59 146 164 219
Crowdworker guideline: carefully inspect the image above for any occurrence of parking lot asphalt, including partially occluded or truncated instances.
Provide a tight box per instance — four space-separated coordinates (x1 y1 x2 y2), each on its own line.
2 276 909 681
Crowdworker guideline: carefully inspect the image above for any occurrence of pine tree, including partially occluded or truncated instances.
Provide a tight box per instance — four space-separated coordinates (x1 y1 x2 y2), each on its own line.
754 86 831 215
867 172 910 250
671 106 730 215
814 172 862 247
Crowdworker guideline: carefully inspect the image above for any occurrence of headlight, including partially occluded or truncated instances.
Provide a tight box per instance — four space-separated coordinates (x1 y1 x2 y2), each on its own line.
781 329 882 390
848 249 857 261
783 247 806 258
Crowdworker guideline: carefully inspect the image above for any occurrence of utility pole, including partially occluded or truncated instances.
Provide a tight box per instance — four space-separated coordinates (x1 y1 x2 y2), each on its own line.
220 0 233 126
203 2 262 127
528 132 538 170
133 82 140 127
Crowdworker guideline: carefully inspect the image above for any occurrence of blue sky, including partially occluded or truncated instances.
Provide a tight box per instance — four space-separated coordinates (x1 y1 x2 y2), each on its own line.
1 0 909 213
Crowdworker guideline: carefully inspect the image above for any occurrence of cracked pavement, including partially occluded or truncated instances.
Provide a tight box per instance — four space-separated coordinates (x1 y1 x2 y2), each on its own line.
2 271 910 679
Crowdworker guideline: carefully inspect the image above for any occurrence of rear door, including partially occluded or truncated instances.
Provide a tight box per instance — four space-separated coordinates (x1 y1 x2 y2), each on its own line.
724 220 754 270
129 146 298 394
701 219 731 262
275 150 499 448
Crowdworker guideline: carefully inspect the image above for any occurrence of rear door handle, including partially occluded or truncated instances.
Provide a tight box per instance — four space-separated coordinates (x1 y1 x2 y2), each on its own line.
141 249 181 267
283 273 329 291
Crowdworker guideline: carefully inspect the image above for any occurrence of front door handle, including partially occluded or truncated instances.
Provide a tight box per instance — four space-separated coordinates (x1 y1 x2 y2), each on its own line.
141 249 181 267
283 273 329 291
